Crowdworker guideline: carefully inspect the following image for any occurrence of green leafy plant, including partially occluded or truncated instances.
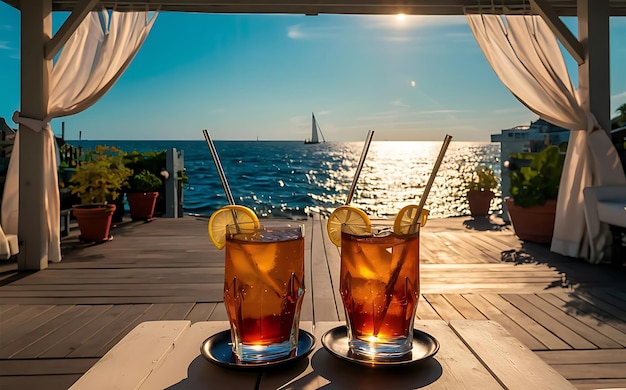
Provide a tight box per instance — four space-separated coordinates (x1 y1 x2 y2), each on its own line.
467 166 498 192
132 169 162 193
509 146 565 208
69 145 133 205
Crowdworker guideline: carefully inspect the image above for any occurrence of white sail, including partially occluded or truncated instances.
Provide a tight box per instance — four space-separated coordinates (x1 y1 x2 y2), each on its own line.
306 112 325 144
311 113 319 143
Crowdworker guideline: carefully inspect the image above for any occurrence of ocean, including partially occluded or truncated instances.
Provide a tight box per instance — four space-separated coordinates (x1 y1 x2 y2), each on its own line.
71 140 501 220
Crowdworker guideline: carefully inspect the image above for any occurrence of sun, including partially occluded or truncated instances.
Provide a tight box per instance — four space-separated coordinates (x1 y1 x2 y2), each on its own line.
396 13 406 22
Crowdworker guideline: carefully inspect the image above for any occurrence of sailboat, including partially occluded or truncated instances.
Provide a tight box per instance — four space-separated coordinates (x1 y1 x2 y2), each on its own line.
304 112 326 144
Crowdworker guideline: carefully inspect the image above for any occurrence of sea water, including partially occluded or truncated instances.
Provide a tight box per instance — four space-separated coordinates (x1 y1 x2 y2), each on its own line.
71 140 501 219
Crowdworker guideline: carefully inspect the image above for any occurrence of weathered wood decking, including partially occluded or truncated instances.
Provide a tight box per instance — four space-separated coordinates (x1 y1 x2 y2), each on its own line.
0 214 625 389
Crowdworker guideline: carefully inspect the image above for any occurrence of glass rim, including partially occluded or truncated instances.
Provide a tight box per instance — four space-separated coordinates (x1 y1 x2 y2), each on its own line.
226 221 304 235
340 221 421 237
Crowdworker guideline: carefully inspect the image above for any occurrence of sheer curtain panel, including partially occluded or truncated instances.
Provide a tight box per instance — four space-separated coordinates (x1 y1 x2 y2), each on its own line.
466 13 626 262
2 10 157 262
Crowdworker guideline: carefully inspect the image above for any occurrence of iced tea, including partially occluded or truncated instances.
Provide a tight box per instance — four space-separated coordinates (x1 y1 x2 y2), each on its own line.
224 223 305 362
340 222 419 359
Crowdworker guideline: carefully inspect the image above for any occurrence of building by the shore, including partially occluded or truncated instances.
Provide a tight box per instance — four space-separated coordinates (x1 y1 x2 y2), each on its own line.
491 119 570 221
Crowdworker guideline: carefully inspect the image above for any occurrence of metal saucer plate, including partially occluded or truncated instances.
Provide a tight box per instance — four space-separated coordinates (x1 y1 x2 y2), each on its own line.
200 329 316 370
321 326 440 367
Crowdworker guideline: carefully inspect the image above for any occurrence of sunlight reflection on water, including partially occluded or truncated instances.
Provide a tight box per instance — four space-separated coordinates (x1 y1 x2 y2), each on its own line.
306 141 501 218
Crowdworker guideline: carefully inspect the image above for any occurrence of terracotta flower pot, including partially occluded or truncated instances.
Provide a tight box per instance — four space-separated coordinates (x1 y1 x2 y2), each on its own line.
127 192 159 221
467 190 495 217
505 197 557 244
72 204 116 243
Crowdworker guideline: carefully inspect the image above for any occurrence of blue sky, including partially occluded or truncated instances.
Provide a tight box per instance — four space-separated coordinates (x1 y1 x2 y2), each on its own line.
1 4 626 141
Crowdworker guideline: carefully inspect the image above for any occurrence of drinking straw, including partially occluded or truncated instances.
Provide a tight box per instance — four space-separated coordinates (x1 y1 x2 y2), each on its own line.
202 129 241 232
411 134 453 229
374 134 453 336
345 130 375 204
203 129 236 206
202 129 283 297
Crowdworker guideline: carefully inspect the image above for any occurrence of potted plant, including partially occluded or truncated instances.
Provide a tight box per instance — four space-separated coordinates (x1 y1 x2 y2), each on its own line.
69 145 132 242
466 166 498 217
505 145 565 243
127 169 162 221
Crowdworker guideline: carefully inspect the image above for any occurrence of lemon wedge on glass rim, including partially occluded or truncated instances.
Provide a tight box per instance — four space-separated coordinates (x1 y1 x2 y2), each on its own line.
394 205 429 235
327 205 372 247
208 205 260 250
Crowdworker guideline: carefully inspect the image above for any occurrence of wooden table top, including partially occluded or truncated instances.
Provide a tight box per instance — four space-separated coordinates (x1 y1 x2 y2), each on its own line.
70 320 575 389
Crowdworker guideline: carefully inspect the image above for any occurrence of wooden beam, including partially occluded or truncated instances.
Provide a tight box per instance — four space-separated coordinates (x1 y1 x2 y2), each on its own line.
45 0 99 60
578 0 611 132
531 0 585 65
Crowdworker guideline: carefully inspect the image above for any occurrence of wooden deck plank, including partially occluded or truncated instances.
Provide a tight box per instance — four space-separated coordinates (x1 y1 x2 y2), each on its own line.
0 374 82 390
416 297 443 320
450 320 576 389
0 358 98 376
0 304 18 315
309 214 339 322
161 303 195 320
69 321 191 390
37 305 117 359
551 363 626 379
438 231 497 263
443 294 488 320
583 290 626 318
570 379 626 390
96 304 180 357
320 215 345 322
560 292 626 334
207 302 229 321
301 214 314 323
0 306 76 356
502 294 597 349
7 306 93 359
461 293 546 350
481 293 571 350
521 293 622 349
68 304 152 358
540 293 626 347
423 294 465 321
535 349 626 364
185 303 217 323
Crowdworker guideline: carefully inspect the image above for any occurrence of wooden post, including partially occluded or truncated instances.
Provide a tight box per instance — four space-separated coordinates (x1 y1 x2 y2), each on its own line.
165 148 184 218
578 0 610 132
18 1 52 270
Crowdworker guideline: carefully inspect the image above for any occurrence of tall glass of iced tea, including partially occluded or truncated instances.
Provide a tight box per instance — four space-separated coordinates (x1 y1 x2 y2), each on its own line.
340 220 420 359
224 221 305 363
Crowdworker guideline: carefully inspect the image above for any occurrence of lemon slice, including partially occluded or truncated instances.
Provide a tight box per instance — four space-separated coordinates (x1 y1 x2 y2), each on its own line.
394 205 429 235
208 205 260 250
327 205 372 247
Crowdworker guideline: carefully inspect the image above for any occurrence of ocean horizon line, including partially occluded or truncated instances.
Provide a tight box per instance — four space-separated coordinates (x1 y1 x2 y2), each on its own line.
64 139 494 143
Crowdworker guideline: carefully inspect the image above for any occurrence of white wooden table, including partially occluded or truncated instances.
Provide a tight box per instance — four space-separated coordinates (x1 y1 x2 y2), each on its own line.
70 320 575 390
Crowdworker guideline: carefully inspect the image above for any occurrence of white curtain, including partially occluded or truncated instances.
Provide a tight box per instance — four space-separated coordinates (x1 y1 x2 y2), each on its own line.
1 10 157 262
466 14 626 261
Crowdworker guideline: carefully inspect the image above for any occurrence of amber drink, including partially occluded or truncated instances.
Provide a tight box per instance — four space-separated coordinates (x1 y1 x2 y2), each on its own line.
224 222 305 362
340 221 420 359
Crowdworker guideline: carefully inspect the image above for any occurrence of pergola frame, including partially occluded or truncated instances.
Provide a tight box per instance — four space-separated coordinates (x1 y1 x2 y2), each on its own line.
0 0 616 270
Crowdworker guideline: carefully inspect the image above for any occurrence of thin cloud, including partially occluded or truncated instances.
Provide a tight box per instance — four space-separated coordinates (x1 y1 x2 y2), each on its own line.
287 24 305 39
390 99 408 107
286 24 343 40
355 110 401 122
418 109 469 115
492 107 530 115
0 41 10 50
